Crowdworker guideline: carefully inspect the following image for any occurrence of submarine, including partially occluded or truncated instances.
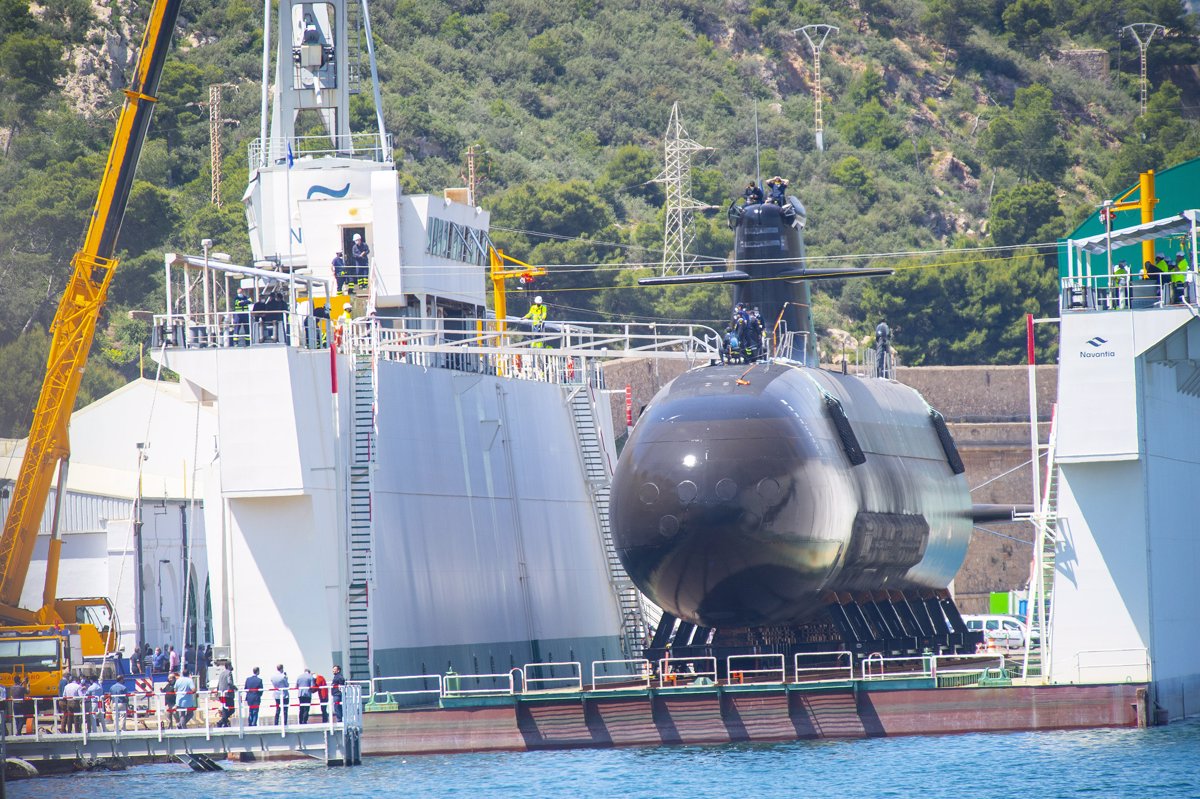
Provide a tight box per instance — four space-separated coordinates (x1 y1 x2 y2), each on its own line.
611 184 1008 651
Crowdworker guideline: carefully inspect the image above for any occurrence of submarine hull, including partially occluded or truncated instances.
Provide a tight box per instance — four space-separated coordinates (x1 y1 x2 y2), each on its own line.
611 363 972 628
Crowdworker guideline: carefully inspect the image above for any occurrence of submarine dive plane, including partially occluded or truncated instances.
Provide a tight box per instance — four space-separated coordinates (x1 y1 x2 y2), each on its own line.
611 188 1006 657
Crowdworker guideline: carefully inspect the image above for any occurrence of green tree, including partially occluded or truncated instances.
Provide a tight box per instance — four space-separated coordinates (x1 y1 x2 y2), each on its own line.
0 327 125 437
922 0 976 48
1001 0 1057 54
979 84 1069 181
836 99 903 151
0 34 66 117
597 145 662 204
857 250 1057 366
989 181 1064 248
830 156 878 206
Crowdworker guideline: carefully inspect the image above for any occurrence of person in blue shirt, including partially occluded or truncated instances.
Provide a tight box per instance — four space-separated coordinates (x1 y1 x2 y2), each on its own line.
174 669 197 728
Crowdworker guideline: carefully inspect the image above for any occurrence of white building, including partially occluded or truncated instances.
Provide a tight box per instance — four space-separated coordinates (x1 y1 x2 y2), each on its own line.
0 378 215 657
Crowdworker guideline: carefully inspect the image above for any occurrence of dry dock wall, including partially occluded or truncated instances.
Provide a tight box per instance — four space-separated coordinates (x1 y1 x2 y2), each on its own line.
361 683 1142 755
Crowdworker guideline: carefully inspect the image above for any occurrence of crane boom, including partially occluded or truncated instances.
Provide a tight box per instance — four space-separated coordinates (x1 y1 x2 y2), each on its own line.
0 0 183 624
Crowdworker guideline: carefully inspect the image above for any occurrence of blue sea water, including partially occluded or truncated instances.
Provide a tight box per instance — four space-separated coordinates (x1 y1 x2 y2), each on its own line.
10 719 1200 799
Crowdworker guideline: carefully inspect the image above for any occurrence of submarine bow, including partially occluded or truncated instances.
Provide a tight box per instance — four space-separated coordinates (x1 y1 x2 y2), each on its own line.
610 363 974 628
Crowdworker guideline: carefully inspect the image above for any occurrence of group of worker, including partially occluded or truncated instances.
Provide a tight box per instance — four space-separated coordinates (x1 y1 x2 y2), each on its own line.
17 662 350 735
333 232 371 293
231 286 290 345
1110 251 1191 309
723 303 764 363
743 176 789 206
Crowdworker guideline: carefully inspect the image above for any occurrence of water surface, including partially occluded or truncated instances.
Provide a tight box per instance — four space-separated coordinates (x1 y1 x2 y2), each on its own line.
11 719 1200 798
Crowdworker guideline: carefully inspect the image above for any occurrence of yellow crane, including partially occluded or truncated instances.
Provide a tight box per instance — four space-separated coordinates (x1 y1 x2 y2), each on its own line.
0 0 183 694
488 247 547 334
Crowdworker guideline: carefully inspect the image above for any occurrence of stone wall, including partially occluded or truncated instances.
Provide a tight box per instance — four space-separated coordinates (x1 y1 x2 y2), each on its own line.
1057 49 1110 83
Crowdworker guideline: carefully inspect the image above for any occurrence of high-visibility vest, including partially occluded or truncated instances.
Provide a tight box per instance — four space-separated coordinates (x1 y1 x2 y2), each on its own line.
526 304 547 325
1171 259 1188 283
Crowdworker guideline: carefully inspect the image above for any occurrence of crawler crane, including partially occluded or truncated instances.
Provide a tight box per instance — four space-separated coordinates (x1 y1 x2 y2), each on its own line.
0 0 183 695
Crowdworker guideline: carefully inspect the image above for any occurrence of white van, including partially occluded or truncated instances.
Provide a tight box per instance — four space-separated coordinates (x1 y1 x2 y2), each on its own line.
963 615 1028 650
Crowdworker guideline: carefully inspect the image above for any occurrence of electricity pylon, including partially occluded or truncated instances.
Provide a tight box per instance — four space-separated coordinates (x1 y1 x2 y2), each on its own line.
656 103 714 276
1122 23 1164 116
795 24 838 152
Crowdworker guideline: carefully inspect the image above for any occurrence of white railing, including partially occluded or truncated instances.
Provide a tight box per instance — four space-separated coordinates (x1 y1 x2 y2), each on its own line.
248 132 393 168
360 317 722 362
1075 648 1151 683
793 651 854 683
590 659 653 691
859 652 1007 681
522 662 583 694
368 674 443 703
152 310 330 351
658 656 717 688
1060 273 1194 312
440 671 515 698
16 684 345 742
726 654 786 685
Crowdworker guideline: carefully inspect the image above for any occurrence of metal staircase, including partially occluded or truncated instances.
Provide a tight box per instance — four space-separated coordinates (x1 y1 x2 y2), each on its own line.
567 385 646 659
1022 405 1060 681
347 351 377 679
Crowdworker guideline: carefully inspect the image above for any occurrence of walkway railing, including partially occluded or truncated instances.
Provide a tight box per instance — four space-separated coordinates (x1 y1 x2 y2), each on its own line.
4 682 361 743
248 133 393 168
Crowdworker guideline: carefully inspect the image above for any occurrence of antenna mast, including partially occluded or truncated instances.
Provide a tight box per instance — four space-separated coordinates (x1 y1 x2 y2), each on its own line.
1122 23 1164 116
753 101 761 185
656 102 713 276
795 24 838 152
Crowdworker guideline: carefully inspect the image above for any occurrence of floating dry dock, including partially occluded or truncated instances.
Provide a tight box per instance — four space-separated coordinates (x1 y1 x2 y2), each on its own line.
358 657 1148 755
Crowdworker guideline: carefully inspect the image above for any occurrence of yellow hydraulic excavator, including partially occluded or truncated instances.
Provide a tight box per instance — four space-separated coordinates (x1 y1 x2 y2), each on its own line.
0 0 183 696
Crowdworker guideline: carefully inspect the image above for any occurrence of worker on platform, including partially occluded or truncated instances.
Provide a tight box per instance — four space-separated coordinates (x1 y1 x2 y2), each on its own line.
1154 252 1172 303
175 667 198 728
351 233 370 291
524 295 548 347
332 250 348 293
743 181 764 205
1112 261 1130 309
233 289 253 346
330 664 345 722
271 664 291 726
1170 251 1189 304
216 661 236 728
767 176 788 206
747 307 764 361
245 666 264 727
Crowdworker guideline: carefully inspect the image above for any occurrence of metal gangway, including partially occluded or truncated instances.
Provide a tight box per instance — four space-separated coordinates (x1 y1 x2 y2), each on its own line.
4 684 364 772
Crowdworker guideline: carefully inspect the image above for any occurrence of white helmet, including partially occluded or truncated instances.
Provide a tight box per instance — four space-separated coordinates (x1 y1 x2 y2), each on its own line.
352 233 362 242
534 295 543 304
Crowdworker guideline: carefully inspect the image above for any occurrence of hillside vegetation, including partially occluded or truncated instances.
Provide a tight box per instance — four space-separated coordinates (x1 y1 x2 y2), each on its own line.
0 0 1198 434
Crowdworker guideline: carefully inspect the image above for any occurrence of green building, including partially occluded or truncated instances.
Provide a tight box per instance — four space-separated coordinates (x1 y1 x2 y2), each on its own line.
1058 156 1200 278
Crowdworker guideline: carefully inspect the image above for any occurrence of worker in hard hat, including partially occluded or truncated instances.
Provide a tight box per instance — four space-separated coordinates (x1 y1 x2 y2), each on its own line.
523 295 548 348
350 233 370 291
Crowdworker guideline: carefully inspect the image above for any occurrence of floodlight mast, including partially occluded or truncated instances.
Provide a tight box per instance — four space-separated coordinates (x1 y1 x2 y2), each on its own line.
794 24 838 152
1122 23 1165 116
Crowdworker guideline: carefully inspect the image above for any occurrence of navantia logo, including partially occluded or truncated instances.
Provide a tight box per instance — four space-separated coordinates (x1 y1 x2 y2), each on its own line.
1080 335 1115 359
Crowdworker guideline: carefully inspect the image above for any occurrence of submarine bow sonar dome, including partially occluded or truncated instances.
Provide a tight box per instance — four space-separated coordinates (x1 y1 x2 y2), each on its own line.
610 363 973 628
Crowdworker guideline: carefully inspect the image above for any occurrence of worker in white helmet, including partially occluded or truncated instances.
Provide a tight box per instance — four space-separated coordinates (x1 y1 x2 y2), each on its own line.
350 233 370 291
523 295 548 348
